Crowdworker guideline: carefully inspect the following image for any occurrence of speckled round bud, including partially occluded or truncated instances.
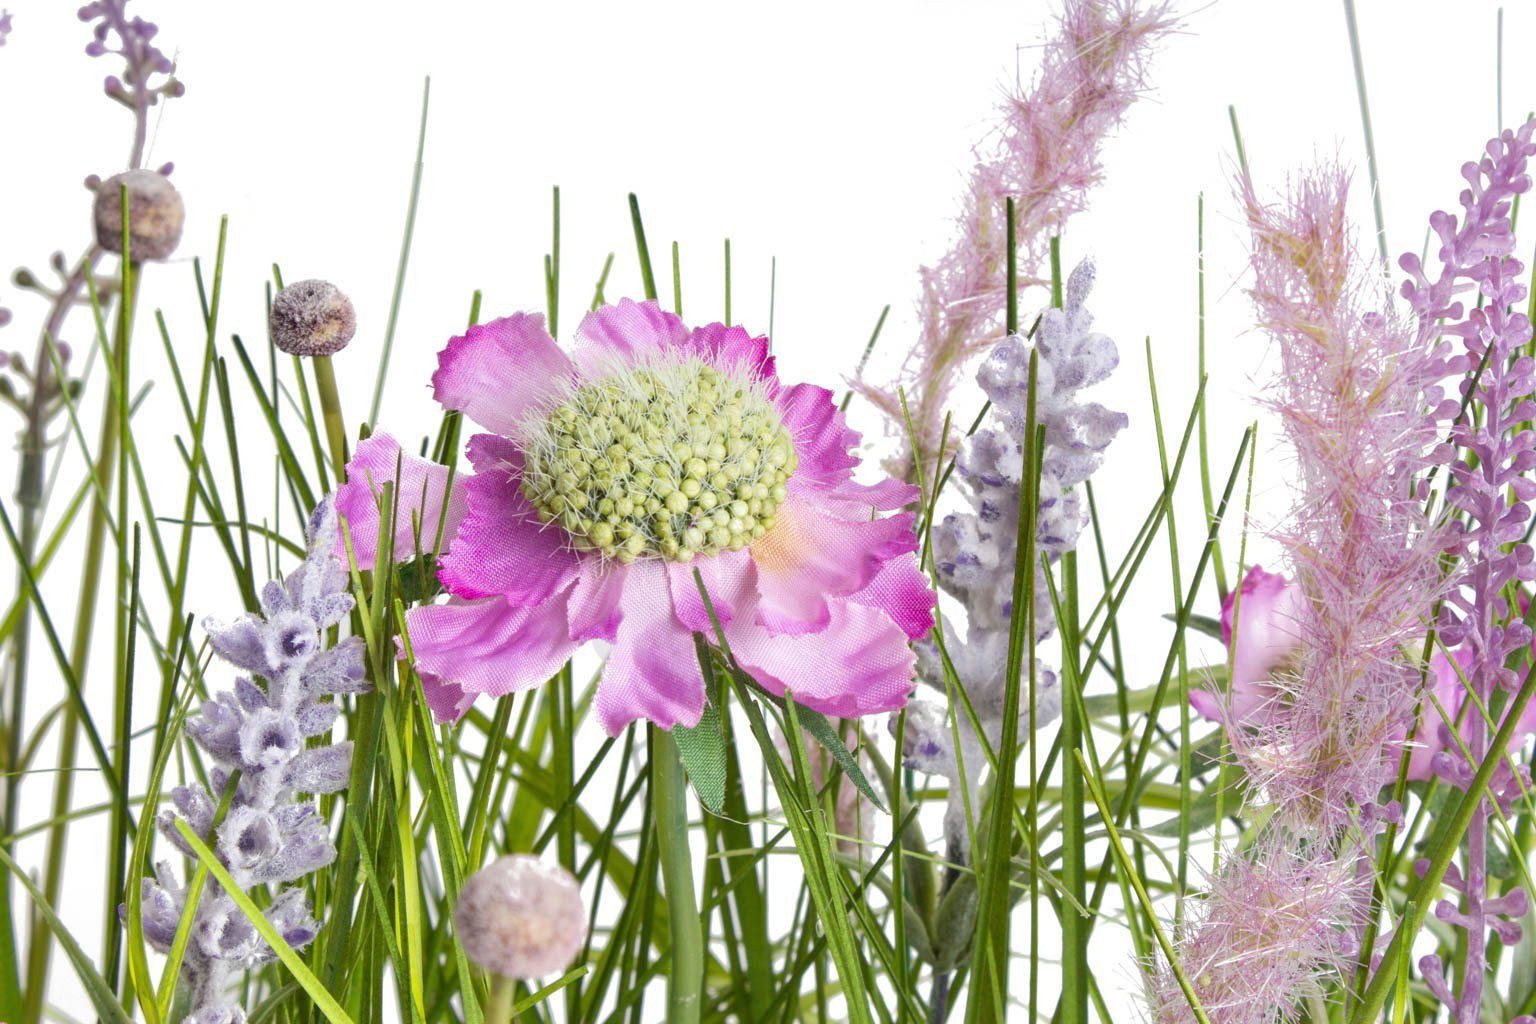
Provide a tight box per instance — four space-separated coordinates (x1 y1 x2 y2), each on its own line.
269 280 357 357
93 170 184 261
454 855 587 979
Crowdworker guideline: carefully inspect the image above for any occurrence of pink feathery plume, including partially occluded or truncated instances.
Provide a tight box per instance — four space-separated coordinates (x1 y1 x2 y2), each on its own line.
1226 163 1457 831
1147 164 1458 1024
856 0 1174 474
1146 841 1365 1024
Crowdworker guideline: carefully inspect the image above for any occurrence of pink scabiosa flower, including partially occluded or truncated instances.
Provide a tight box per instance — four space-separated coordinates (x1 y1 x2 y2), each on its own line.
337 300 934 734
1190 566 1303 725
857 0 1174 470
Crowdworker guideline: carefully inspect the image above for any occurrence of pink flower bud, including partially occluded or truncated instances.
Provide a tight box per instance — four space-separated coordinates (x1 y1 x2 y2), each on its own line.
454 855 586 979
1190 565 1303 725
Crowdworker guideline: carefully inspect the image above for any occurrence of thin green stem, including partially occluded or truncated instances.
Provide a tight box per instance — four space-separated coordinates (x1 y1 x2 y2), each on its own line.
651 727 701 1024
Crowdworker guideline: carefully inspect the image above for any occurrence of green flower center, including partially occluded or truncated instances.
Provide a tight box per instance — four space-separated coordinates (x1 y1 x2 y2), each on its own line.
521 357 797 563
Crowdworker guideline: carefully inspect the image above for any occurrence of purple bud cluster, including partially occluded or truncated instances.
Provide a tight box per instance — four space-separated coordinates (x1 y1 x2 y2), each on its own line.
901 259 1124 856
132 500 364 1024
78 0 183 109
1402 120 1536 1024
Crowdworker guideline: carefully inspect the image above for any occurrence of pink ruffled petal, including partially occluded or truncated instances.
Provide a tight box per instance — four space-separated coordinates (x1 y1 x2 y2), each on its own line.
750 497 918 635
667 548 757 632
432 313 574 438
568 560 628 643
437 433 581 606
594 561 707 734
572 299 688 378
846 553 936 640
684 322 776 386
777 383 859 489
333 432 468 570
405 594 577 723
728 598 916 719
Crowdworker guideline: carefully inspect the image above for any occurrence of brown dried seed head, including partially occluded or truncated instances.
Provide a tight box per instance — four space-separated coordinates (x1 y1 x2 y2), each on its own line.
93 170 184 261
269 279 357 357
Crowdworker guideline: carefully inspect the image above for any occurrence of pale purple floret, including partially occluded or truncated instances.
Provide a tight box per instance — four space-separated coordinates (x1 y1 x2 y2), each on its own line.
79 0 182 108
126 499 361 1023
900 259 1122 857
0 10 12 47
1401 120 1536 1024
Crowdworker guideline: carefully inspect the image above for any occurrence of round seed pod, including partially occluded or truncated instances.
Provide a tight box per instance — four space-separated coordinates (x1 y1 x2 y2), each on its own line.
454 855 587 979
269 280 356 357
93 170 184 261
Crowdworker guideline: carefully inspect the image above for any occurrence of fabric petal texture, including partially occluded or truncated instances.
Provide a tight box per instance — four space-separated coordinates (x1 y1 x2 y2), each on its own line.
432 313 574 438
407 594 578 721
571 298 688 377
333 432 468 570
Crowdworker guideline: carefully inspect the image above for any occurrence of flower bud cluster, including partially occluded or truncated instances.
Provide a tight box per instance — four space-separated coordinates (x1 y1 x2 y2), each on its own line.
132 500 364 1024
902 260 1124 858
521 356 796 563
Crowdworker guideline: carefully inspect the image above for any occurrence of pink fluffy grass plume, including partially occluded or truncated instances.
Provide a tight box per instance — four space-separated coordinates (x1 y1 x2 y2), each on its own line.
454 855 587 980
336 299 935 734
1145 842 1364 1024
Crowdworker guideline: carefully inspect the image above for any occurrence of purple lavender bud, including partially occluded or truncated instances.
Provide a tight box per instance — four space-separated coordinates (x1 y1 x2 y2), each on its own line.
187 693 246 761
202 615 270 675
0 10 12 46
185 1008 246 1024
269 280 356 358
454 856 588 979
264 887 321 950
195 894 264 965
283 742 352 795
93 170 183 260
304 639 369 696
217 806 283 875
237 708 303 770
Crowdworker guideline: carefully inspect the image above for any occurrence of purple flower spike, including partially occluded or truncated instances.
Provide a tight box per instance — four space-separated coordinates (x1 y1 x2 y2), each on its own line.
1404 120 1536 1024
128 503 362 1022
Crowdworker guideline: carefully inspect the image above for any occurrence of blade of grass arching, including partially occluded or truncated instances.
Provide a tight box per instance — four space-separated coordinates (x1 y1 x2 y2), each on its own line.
155 770 240 1018
629 194 660 301
0 846 131 1024
101 528 141 996
1193 195 1228 597
1076 752 1213 1024
174 820 357 1024
226 337 316 513
158 218 228 765
369 76 431 426
0 476 89 644
692 579 874 1024
123 657 196 1024
699 650 774 1018
1144 340 1193 924
1341 0 1390 272
462 696 514 868
1073 425 1253 953
839 306 890 412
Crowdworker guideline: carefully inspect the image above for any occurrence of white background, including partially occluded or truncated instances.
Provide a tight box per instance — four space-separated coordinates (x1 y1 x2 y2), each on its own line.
2 0 1532 1018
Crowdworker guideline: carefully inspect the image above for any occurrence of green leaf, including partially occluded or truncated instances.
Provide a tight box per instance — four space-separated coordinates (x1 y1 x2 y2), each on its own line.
1169 611 1224 641
672 696 727 813
753 690 886 813
0 845 131 1024
173 820 358 1024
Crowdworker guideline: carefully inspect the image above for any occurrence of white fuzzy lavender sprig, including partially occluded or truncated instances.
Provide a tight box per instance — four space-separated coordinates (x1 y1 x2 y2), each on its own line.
899 258 1126 855
129 499 365 1024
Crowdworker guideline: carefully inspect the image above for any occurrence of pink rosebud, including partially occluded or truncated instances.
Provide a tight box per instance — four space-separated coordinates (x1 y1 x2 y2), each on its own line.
454 855 587 980
1191 565 1303 725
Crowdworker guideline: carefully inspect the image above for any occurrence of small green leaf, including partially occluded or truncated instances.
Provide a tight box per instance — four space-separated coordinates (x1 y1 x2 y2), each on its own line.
672 697 727 813
762 691 886 813
1170 611 1224 641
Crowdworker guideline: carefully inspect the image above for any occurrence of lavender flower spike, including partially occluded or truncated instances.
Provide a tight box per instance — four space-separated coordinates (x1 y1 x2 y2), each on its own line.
900 258 1124 858
127 499 363 1023
0 10 12 47
1404 120 1536 1024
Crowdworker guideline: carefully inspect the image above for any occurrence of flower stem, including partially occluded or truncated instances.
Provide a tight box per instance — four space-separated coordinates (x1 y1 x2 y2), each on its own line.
312 353 351 483
651 725 702 1024
486 975 515 1024
24 258 140 1024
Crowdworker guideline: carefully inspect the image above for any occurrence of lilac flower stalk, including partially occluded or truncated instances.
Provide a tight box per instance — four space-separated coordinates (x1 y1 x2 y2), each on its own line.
79 0 182 167
900 258 1125 855
1400 121 1536 1024
0 10 12 46
1148 165 1456 1024
132 501 364 1023
856 0 1172 472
